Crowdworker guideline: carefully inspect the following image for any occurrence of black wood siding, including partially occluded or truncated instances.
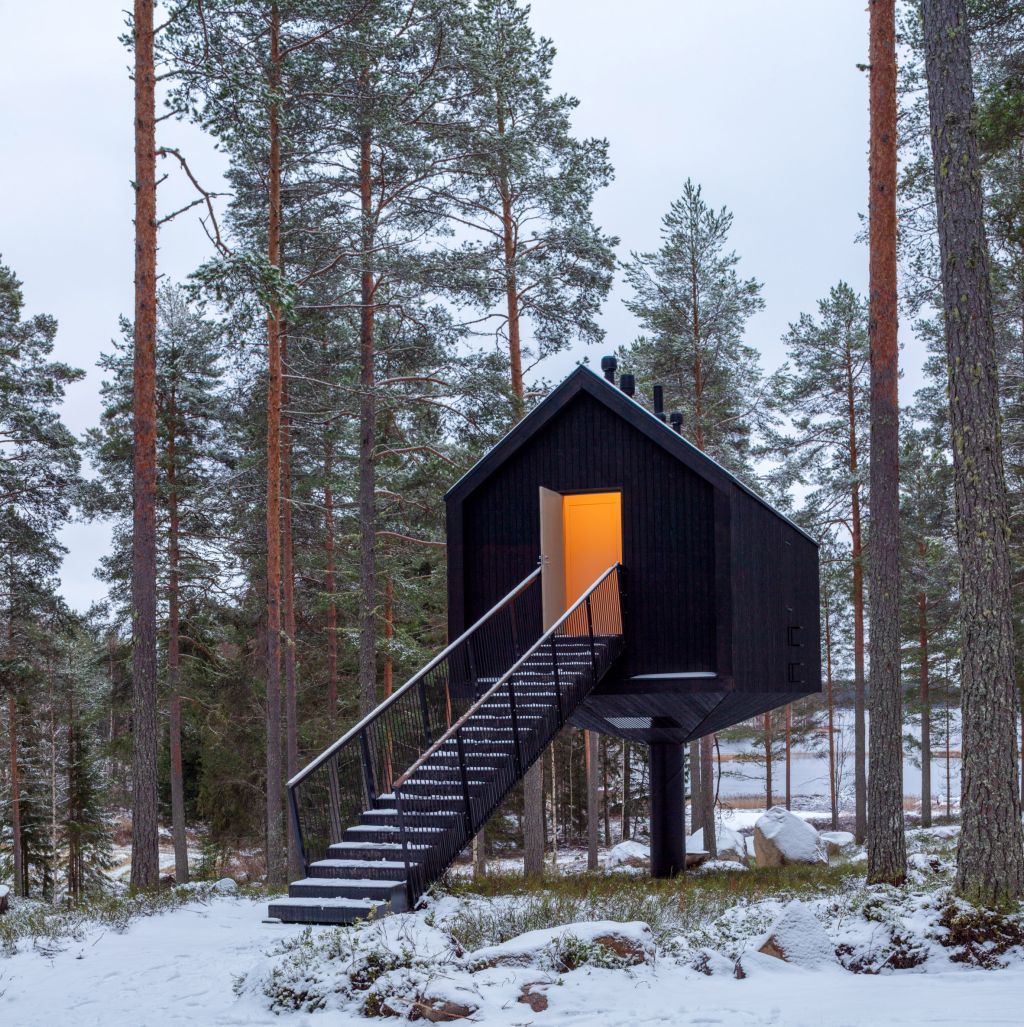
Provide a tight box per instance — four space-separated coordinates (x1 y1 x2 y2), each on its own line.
451 391 719 681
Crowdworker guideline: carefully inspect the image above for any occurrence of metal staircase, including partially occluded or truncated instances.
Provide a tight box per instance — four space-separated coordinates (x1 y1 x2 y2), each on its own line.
268 564 623 925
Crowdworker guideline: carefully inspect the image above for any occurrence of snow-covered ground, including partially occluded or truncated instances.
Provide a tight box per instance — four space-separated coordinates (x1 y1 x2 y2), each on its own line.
3 818 1023 1027
1 888 1022 1026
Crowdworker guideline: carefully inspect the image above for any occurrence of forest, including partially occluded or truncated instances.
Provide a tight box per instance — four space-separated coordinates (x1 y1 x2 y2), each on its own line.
2 0 1024 945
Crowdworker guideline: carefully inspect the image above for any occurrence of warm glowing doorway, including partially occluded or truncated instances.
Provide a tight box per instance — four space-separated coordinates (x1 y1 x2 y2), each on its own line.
539 488 622 629
563 492 622 607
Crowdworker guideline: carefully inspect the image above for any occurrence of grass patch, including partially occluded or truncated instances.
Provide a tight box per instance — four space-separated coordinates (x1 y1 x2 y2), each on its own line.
433 863 863 950
0 882 272 957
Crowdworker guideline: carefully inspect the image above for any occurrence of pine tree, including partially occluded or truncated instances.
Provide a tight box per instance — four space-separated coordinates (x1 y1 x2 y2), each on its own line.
619 180 768 476
922 0 1024 904
770 283 870 841
0 259 82 896
866 0 906 886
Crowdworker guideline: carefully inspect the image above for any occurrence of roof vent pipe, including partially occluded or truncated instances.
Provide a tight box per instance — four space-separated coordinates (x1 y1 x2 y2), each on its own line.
669 411 683 434
620 372 635 397
652 384 666 421
600 355 617 383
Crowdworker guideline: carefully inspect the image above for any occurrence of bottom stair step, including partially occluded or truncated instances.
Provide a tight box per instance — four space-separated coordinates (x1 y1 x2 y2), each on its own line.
289 877 409 911
268 896 389 925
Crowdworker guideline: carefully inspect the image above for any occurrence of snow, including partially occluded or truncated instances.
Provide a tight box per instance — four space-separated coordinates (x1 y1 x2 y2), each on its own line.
604 839 650 866
3 871 1024 1026
753 899 836 968
689 823 747 862
754 806 828 864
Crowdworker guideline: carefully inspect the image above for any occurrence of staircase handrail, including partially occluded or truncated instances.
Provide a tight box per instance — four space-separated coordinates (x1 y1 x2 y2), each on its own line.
394 563 621 789
288 566 542 790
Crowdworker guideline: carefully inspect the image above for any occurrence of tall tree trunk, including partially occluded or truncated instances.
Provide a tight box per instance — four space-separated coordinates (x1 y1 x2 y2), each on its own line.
601 735 612 846
263 3 286 887
688 739 702 836
323 427 338 730
922 0 1024 904
825 597 839 830
919 577 932 828
357 119 378 717
167 387 189 883
785 704 792 810
847 350 868 844
130 0 160 892
499 108 545 873
764 713 773 809
585 729 599 869
700 734 716 856
8 693 23 896
621 741 631 840
282 330 300 880
866 0 906 886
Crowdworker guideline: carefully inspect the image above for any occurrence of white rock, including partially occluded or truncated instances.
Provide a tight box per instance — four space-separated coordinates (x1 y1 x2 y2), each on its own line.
603 840 649 867
212 877 237 893
753 807 828 867
688 824 747 865
755 899 836 968
820 830 855 856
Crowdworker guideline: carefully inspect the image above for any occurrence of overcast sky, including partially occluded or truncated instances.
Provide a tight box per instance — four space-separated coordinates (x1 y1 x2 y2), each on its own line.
2 1 911 613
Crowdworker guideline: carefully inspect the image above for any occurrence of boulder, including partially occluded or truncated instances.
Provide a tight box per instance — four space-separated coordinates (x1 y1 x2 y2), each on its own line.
468 920 656 970
212 877 238 893
756 899 837 968
408 998 476 1022
518 985 548 1012
603 840 649 868
753 807 827 867
820 830 855 857
688 824 747 865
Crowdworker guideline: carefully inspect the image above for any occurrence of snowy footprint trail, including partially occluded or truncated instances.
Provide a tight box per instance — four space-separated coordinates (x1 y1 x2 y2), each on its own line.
2 896 1023 1026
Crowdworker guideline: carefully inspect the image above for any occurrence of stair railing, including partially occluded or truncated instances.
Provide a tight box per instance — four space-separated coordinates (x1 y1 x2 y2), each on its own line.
288 568 543 871
392 563 623 904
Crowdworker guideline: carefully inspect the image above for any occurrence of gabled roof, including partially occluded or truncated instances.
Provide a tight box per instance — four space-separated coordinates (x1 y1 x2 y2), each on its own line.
446 365 816 544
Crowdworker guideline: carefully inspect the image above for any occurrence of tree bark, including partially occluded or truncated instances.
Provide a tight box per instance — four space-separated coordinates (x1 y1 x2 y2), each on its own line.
919 577 932 828
764 713 773 809
847 348 868 844
585 729 599 869
700 733 716 856
825 597 839 830
166 383 189 883
785 704 792 811
601 734 612 846
282 329 301 881
357 117 378 718
922 0 1024 904
866 0 906 886
263 3 286 887
688 739 702 836
621 741 631 840
8 694 23 896
323 426 338 730
130 0 160 892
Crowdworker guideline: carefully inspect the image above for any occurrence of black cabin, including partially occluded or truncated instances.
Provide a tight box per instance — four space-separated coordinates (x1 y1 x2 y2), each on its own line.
446 364 821 870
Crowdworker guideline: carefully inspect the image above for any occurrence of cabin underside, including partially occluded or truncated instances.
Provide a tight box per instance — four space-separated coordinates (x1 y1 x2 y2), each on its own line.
571 676 817 744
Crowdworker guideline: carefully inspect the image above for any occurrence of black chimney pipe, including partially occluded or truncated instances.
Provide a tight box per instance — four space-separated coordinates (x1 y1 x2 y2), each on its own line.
600 355 617 383
620 372 635 397
669 411 683 434
652 384 666 421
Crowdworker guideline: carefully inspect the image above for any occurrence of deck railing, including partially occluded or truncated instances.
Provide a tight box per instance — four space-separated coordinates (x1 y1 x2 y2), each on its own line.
391 564 623 903
287 568 544 870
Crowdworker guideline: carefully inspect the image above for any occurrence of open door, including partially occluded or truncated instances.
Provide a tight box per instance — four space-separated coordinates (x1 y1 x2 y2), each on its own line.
539 487 565 630
562 492 622 608
540 488 622 632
